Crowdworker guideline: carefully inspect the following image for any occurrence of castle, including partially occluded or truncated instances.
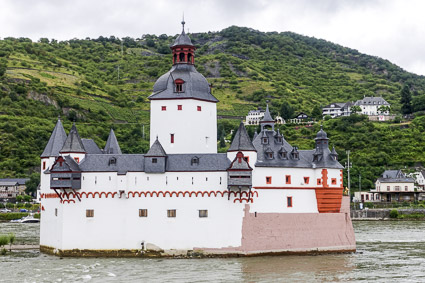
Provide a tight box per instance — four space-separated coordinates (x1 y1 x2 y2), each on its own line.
38 22 355 257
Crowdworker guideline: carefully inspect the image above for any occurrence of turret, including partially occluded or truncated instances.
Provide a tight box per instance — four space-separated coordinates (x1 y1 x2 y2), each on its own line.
227 122 257 167
144 137 167 173
60 123 86 163
104 129 122 154
171 19 195 65
40 118 67 193
260 104 274 131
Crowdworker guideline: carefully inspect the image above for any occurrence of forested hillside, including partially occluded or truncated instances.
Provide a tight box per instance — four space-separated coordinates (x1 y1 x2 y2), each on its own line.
1 26 425 191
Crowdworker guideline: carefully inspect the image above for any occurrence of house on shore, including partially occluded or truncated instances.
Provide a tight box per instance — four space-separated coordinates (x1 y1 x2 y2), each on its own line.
371 170 417 202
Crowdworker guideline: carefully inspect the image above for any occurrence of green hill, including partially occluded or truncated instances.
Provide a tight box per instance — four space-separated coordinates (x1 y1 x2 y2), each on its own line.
1 26 425 191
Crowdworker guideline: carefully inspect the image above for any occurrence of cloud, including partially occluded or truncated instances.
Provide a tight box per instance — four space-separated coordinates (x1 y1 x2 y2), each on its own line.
1 0 424 75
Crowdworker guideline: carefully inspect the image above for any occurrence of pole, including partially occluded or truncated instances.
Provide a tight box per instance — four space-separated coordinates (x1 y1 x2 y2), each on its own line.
345 150 352 202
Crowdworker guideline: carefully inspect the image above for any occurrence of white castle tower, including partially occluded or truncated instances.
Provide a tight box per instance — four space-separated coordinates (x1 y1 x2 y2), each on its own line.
148 20 218 154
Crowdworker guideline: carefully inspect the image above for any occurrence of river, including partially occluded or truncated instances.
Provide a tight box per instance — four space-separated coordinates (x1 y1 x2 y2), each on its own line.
0 221 425 282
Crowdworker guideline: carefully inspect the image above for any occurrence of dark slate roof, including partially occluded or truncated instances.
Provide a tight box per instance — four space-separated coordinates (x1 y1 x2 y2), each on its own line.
104 129 122 154
323 102 347 109
51 155 81 172
355 96 389 106
41 119 67 158
261 104 274 122
166 154 230 171
82 139 102 154
377 177 415 183
0 178 29 185
60 124 86 153
78 153 230 173
382 170 403 179
253 130 343 169
171 29 193 47
79 154 145 173
228 122 256 152
149 64 218 102
145 138 167 157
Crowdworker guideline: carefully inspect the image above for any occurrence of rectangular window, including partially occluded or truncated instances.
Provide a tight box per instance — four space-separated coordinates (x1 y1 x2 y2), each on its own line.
197 106 202 111
167 209 176 218
139 209 148 217
199 210 208 218
86 209 94 218
152 158 157 164
405 186 408 191
177 105 182 110
170 134 174 144
43 161 46 170
176 84 183 92
304 177 310 184
161 106 167 111
317 178 322 185
366 195 369 200
287 196 293 208
331 178 337 185
74 157 80 163
285 175 291 184
55 208 58 217
266 176 272 184
387 186 390 191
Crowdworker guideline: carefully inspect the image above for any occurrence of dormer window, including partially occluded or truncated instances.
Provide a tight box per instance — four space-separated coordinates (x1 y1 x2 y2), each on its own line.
262 137 268 144
279 152 287 159
109 157 117 165
152 158 157 164
191 157 199 165
174 79 185 93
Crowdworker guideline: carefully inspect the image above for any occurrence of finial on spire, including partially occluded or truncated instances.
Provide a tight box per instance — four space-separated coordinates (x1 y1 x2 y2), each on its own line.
181 13 185 32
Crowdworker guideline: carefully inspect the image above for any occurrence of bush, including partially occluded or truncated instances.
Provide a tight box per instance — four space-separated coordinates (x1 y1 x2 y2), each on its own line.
0 212 29 221
0 235 9 247
389 209 399 218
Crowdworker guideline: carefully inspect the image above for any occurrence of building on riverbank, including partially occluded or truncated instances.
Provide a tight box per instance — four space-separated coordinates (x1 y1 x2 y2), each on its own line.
38 21 355 257
372 170 418 202
0 178 29 200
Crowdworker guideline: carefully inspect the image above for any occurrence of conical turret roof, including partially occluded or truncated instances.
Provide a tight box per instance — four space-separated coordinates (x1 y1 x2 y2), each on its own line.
104 129 122 154
41 119 67 158
145 137 167 157
315 125 328 140
261 104 274 123
60 123 86 153
228 122 256 152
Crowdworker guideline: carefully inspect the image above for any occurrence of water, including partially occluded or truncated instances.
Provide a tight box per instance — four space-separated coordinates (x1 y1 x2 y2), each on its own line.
1 221 425 282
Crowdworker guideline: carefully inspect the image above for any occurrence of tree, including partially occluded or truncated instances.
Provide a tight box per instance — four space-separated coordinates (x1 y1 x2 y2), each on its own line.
350 105 362 114
25 173 40 196
280 102 294 120
311 105 322 120
400 85 413 114
377 105 390 114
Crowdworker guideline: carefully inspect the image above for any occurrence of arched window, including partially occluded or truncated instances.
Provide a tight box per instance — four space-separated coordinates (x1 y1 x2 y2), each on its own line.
187 53 192 63
174 79 184 92
173 53 177 64
179 52 185 62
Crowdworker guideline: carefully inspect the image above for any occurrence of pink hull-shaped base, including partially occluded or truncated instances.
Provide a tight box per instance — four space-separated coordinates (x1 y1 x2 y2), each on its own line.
200 197 356 255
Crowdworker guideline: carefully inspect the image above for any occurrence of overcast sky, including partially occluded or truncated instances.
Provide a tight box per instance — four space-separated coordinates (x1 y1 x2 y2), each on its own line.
1 0 425 76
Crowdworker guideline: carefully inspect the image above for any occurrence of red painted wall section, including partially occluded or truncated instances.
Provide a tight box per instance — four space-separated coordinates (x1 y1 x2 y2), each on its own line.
240 205 355 254
315 169 343 213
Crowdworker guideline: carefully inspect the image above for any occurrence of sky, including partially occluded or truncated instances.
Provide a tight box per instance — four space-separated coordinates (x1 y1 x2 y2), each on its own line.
1 0 425 76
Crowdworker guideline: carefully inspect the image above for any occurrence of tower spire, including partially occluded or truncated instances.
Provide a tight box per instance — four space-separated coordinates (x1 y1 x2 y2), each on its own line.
182 13 185 33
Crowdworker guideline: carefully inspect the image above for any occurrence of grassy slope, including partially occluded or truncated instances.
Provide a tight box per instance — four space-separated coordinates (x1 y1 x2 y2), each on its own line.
1 26 425 190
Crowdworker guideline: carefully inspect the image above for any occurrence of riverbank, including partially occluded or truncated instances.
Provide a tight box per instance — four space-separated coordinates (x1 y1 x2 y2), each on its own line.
351 208 425 220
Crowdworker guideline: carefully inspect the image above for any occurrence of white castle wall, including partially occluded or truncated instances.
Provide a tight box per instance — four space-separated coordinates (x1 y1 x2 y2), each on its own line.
150 99 217 154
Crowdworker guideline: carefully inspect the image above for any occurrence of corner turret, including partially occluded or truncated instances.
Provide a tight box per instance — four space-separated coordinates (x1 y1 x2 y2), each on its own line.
104 129 122 154
60 123 86 163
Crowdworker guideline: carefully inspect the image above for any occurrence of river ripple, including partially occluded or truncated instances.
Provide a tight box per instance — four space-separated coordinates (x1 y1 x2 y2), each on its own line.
1 221 425 282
